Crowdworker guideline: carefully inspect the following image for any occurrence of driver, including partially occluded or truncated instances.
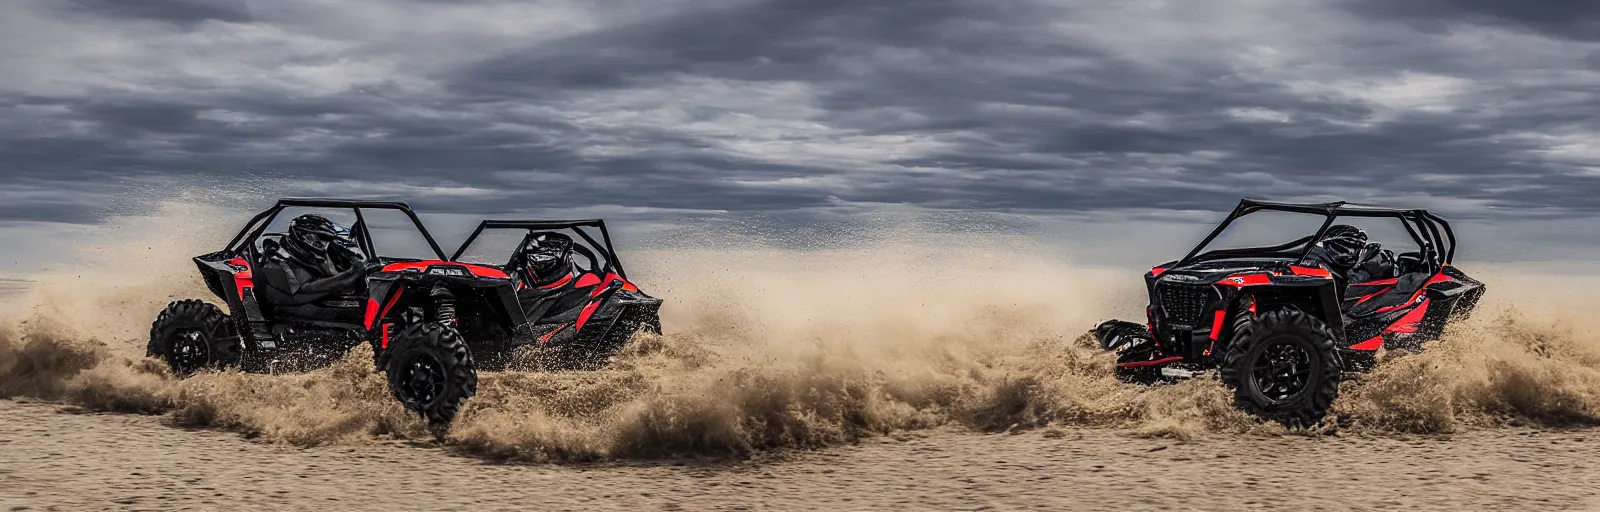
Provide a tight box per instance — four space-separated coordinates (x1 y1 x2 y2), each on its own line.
256 214 369 308
518 231 577 288
1305 224 1396 287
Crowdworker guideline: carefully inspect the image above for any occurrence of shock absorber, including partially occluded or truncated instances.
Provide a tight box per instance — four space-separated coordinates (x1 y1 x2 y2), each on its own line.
429 284 456 325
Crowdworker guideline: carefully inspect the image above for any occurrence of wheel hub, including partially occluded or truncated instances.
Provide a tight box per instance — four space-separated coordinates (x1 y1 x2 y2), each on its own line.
1250 341 1313 403
170 329 210 374
399 355 446 407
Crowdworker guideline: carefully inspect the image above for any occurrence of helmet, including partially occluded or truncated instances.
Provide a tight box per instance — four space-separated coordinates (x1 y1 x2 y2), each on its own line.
284 214 344 266
522 232 574 282
1317 224 1368 268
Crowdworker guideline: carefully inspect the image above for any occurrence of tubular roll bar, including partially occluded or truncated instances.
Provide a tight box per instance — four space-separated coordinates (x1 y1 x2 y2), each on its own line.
221 198 449 261
1178 198 1456 273
449 219 629 279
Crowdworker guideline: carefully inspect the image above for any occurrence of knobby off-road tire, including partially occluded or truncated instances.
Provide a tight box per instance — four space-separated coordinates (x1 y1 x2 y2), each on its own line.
148 299 243 377
385 322 478 431
1219 307 1341 428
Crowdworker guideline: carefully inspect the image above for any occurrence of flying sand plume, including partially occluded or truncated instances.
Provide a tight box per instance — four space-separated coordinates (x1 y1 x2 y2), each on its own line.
2 192 1599 462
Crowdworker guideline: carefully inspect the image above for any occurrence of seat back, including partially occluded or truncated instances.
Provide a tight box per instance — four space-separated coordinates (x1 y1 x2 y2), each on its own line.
1394 251 1426 276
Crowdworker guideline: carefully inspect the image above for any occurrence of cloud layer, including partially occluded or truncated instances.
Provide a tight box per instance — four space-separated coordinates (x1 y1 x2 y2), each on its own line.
1 0 1597 226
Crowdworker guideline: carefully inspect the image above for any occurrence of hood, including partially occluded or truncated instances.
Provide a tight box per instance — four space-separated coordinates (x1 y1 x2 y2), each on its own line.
1149 259 1331 285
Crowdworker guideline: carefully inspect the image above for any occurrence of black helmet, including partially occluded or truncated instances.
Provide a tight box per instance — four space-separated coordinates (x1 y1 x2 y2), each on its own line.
284 214 344 266
1318 224 1368 268
522 232 573 281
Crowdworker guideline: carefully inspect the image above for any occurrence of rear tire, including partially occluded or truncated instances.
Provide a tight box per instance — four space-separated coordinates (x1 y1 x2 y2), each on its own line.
385 322 478 431
148 299 242 377
1219 307 1341 428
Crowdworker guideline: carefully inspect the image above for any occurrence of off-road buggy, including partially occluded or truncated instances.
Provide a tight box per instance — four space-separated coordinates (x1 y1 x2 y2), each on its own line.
147 198 662 429
1093 199 1486 426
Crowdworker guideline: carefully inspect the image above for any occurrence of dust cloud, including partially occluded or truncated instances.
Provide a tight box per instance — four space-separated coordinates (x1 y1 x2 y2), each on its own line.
2 193 1598 462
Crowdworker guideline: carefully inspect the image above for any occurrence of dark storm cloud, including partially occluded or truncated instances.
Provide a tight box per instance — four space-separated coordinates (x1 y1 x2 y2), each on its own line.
0 0 1597 231
452 0 1056 96
64 0 254 26
1337 0 1600 41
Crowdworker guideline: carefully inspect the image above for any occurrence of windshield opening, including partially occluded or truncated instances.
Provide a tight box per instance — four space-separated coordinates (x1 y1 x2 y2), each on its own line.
454 225 614 275
1189 211 1331 262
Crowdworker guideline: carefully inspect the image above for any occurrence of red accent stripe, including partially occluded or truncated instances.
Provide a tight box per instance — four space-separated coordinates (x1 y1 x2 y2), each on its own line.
1119 356 1184 368
539 323 569 344
1350 335 1384 351
228 257 254 300
374 288 405 329
574 273 601 288
1375 289 1427 314
381 261 433 273
1288 265 1331 277
537 273 574 290
575 300 602 331
380 260 508 279
1353 272 1450 290
1150 267 1167 277
380 323 392 349
1365 273 1451 313
1355 286 1394 306
363 298 380 329
1209 310 1227 341
591 273 622 298
1383 298 1431 334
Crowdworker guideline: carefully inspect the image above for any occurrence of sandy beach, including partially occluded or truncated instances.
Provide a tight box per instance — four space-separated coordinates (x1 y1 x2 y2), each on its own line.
2 398 1597 511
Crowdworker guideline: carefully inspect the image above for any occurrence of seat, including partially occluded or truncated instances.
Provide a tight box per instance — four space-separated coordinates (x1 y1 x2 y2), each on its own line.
1394 252 1426 276
1348 243 1397 284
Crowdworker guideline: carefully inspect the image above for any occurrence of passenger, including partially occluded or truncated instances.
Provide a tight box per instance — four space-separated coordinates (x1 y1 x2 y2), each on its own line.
518 232 579 288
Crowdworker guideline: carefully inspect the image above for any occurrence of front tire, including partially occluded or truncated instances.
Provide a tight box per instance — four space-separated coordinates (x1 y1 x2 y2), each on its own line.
1219 307 1341 428
385 322 478 430
148 299 242 377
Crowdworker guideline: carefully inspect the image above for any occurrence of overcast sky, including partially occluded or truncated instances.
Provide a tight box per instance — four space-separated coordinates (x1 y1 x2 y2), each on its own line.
0 0 1597 271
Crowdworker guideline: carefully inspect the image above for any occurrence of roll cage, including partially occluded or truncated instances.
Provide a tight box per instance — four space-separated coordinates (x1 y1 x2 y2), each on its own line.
1180 199 1458 274
220 198 450 261
449 219 631 280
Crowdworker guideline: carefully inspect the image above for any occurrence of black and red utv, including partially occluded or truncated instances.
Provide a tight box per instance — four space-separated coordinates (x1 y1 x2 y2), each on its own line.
1093 199 1486 426
146 199 662 430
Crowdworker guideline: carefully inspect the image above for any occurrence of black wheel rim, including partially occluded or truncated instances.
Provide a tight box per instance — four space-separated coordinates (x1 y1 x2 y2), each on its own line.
169 328 210 375
398 353 447 408
1250 341 1314 403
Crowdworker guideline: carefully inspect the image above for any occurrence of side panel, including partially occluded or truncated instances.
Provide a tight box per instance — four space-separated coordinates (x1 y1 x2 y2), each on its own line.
1343 269 1483 353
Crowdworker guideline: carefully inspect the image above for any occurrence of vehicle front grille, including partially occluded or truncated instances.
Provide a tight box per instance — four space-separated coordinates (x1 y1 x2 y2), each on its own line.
1156 283 1215 328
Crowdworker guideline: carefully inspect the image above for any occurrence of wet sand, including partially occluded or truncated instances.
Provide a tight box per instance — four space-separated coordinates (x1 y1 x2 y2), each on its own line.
2 399 1597 511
